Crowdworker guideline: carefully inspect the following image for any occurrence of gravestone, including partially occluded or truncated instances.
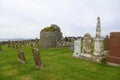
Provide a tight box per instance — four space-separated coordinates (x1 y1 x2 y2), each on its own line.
107 32 120 65
94 39 103 55
93 17 104 63
104 35 109 51
13 42 15 48
16 43 19 49
30 42 34 48
73 39 81 57
94 17 103 56
18 49 26 64
35 38 39 44
79 33 92 60
8 40 13 48
82 33 92 54
32 48 43 68
19 44 22 49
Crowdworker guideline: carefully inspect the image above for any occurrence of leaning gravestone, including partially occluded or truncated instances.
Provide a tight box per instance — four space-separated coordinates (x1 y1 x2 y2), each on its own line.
32 48 43 68
73 39 81 57
18 49 26 64
107 32 120 65
8 40 12 48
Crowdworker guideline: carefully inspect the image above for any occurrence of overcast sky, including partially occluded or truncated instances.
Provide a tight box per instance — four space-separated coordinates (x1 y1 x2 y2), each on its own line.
0 0 120 39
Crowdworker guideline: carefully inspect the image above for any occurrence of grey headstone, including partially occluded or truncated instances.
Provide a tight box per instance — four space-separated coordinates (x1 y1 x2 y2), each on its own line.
82 33 92 54
32 48 43 69
18 49 26 64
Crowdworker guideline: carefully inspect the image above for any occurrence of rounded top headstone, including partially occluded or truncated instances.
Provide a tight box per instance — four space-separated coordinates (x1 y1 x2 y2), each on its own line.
83 33 92 39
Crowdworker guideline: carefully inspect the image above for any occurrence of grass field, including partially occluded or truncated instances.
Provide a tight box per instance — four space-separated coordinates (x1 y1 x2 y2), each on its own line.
0 44 120 80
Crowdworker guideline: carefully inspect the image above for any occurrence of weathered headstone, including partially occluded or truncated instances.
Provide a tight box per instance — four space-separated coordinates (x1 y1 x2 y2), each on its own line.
8 40 13 48
18 49 26 64
94 39 103 55
32 48 43 68
107 32 120 65
35 38 39 44
94 17 103 56
13 42 15 48
79 33 92 60
30 42 34 48
16 44 19 49
19 44 22 49
73 39 81 57
82 33 92 54
104 35 109 51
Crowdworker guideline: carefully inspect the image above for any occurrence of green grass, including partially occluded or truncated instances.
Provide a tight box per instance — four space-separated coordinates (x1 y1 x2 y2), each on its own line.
0 45 120 80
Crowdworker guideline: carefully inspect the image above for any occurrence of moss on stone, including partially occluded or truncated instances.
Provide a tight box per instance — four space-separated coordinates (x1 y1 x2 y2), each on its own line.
41 26 56 32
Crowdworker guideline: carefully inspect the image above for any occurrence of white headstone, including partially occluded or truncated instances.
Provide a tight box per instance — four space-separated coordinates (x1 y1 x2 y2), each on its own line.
94 38 103 55
73 39 81 57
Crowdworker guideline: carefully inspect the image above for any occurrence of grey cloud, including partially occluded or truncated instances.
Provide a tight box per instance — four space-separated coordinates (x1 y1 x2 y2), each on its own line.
0 0 120 39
